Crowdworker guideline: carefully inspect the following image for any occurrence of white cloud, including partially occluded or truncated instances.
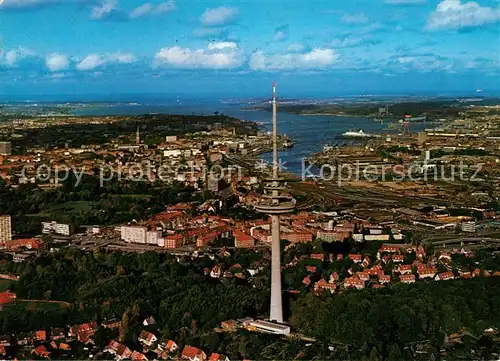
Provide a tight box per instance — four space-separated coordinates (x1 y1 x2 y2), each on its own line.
207 42 238 50
156 0 175 14
274 24 289 42
393 54 452 72
77 54 106 70
427 0 500 30
287 43 305 52
0 0 64 9
274 31 287 41
129 3 152 18
45 53 69 72
341 13 368 24
76 52 136 70
200 6 238 26
90 0 118 20
1 47 34 67
249 48 338 71
129 1 175 19
155 42 244 69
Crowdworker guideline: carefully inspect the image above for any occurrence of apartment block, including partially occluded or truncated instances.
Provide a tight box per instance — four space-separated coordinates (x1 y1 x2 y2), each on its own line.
41 221 74 236
0 215 12 244
121 226 147 244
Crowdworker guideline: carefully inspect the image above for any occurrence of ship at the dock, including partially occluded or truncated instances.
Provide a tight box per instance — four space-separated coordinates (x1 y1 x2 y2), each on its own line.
342 129 379 139
399 115 427 122
282 135 295 149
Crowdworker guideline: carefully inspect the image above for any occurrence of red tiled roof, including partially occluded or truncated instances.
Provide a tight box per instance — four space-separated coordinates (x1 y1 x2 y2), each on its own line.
182 345 205 359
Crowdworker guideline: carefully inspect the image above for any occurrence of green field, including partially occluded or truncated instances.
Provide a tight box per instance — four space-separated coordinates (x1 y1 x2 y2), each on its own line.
25 201 96 218
3 300 68 312
0 280 14 292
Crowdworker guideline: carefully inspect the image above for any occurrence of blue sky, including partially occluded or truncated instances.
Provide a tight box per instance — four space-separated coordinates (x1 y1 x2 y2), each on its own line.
1 0 499 99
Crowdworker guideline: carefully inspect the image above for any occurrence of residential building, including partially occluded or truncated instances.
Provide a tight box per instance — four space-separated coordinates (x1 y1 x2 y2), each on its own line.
398 264 413 275
284 231 313 243
233 230 255 248
418 267 437 279
5 238 40 250
32 345 50 358
0 215 12 244
392 254 404 263
400 274 416 284
159 339 178 353
317 230 349 242
121 226 147 243
197 231 218 247
146 230 162 245
344 276 365 290
105 340 133 360
436 272 455 281
138 330 158 347
131 351 148 361
314 278 336 294
209 353 230 361
0 142 11 156
102 318 121 329
348 254 363 263
379 274 391 284
35 330 46 342
164 234 184 249
41 221 74 236
182 345 207 361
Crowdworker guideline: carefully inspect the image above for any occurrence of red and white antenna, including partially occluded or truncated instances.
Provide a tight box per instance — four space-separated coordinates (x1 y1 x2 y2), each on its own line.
403 119 411 137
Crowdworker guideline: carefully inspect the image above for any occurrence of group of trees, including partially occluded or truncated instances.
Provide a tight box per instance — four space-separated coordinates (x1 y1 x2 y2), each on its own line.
1 245 500 360
0 174 196 233
291 278 500 360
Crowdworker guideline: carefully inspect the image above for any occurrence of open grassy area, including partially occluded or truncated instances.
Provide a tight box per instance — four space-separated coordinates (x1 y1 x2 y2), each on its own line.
3 300 69 312
25 201 96 218
0 280 14 292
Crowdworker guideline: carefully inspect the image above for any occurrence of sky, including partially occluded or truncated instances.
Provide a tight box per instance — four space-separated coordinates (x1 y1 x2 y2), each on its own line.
0 0 499 99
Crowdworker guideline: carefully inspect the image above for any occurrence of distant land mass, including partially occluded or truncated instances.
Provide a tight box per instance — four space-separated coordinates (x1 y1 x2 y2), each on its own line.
251 97 500 120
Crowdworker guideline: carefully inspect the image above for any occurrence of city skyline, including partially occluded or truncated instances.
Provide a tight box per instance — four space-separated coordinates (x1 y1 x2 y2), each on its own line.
1 0 500 97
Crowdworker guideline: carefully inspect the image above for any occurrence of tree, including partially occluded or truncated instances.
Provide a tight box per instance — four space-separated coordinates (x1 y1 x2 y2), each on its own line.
119 309 130 342
369 347 379 361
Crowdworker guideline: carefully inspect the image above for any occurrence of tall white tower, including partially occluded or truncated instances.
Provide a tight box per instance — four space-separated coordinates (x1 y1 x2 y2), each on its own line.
255 81 295 323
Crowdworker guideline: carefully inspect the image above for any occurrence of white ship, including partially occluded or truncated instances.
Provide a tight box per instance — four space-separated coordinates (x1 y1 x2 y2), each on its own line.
342 129 378 139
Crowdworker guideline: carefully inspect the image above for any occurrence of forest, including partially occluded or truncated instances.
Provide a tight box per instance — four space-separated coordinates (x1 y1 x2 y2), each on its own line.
3 248 500 360
0 173 197 234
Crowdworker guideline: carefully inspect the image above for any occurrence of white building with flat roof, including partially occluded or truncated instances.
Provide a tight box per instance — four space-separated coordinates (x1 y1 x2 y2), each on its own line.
146 230 162 245
248 320 290 335
121 226 147 244
41 221 74 236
